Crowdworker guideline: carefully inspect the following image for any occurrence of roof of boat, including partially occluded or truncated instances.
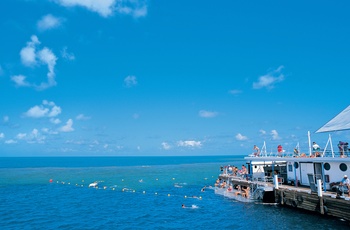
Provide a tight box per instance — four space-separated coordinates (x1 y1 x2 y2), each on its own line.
245 156 350 163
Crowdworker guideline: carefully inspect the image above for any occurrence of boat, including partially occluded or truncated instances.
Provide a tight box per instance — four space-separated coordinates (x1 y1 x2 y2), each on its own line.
216 105 350 203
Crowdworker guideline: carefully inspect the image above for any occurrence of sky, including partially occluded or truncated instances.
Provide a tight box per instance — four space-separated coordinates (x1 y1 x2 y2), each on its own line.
1 0 350 156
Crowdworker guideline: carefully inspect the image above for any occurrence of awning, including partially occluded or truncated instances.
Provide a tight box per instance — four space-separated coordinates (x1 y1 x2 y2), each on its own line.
316 105 350 133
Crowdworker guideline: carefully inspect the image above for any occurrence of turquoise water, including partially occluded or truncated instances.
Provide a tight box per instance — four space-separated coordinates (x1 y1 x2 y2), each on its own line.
0 156 348 229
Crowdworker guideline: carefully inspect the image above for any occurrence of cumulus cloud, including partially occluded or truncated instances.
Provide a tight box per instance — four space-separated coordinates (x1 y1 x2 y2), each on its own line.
24 100 61 118
50 118 61 124
16 129 46 143
235 133 248 141
76 114 91 120
55 0 147 18
177 140 202 148
61 47 75 61
14 35 58 90
199 110 218 118
0 133 4 138
16 133 27 140
124 75 137 87
5 139 17 144
253 66 285 90
20 35 40 66
37 14 63 31
60 119 74 132
259 129 267 135
271 129 280 140
161 142 171 150
11 75 31 87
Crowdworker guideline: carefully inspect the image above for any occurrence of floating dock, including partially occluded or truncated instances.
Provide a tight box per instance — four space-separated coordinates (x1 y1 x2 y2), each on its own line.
218 174 350 223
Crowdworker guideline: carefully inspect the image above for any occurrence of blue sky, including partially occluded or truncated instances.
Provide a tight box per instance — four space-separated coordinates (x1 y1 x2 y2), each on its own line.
1 0 350 156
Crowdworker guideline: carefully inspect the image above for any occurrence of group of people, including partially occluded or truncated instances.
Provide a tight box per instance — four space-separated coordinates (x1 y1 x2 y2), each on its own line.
221 165 248 177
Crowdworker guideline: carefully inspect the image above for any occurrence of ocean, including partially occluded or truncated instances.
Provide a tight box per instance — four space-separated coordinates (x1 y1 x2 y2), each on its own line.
0 156 348 229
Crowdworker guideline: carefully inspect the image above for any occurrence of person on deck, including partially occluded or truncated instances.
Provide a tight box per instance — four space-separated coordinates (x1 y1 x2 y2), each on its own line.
340 175 350 197
277 145 283 156
253 145 260 157
312 142 320 151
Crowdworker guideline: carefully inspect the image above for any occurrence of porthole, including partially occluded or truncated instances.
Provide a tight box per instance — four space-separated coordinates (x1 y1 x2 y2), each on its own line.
324 163 331 171
339 163 347 172
294 162 299 169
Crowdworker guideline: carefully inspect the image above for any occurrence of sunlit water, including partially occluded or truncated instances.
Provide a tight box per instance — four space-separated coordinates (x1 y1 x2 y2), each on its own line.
0 156 348 229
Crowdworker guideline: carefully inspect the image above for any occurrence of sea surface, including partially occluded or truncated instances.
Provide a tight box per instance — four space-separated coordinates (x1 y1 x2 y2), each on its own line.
0 155 348 229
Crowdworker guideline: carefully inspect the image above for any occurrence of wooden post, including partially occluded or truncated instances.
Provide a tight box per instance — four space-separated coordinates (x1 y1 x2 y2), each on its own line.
317 179 324 215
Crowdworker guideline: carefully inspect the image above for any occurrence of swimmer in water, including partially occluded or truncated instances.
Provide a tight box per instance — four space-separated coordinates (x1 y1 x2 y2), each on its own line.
182 204 186 208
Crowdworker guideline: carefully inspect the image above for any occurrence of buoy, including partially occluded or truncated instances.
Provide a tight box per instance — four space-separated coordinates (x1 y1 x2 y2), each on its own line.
168 194 171 197
143 191 146 194
155 192 158 195
184 195 187 198
49 179 53 183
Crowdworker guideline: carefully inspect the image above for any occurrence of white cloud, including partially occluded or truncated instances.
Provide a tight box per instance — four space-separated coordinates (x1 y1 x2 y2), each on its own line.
15 129 46 143
5 139 17 144
124 75 137 87
259 129 266 135
20 35 40 66
55 0 147 18
0 133 4 138
76 114 91 120
199 110 218 118
235 133 248 141
161 142 171 150
14 35 58 90
16 133 27 140
24 100 61 118
271 129 280 140
253 66 285 90
60 119 74 132
50 118 61 124
11 75 31 87
61 47 75 60
37 14 63 31
177 140 202 148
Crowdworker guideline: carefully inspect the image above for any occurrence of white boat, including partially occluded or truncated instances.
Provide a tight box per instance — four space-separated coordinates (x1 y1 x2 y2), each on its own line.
217 105 350 202
246 105 350 193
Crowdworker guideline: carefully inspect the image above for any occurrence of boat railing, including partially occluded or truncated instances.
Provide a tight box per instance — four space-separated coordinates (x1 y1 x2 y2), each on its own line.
248 149 350 158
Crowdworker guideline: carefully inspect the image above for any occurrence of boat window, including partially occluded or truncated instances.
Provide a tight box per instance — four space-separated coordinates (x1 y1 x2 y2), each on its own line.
294 162 299 169
339 163 347 172
324 163 330 171
288 164 293 172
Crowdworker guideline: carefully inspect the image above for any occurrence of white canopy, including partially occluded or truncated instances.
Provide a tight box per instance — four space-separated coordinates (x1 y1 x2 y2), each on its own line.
316 105 350 133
